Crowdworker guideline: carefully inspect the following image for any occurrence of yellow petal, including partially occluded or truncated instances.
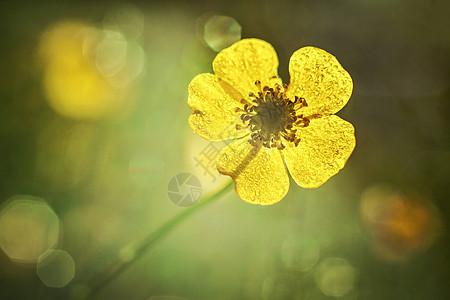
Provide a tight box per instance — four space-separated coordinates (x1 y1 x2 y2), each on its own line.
217 137 289 205
283 115 356 188
188 74 250 141
287 47 353 116
213 38 281 98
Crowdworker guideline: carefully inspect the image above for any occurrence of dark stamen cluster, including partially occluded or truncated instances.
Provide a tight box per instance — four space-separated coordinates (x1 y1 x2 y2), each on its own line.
235 80 310 150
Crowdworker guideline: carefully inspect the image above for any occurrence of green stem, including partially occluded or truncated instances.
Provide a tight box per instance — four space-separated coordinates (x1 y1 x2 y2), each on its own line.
85 180 234 299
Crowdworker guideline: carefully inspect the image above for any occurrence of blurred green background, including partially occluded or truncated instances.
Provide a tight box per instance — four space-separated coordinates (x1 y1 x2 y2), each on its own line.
0 0 449 299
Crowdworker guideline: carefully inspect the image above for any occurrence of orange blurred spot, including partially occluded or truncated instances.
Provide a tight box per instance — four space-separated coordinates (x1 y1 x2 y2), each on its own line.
361 185 441 262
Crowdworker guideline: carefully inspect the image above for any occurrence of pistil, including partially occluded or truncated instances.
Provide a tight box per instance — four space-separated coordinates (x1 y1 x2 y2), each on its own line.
235 80 310 150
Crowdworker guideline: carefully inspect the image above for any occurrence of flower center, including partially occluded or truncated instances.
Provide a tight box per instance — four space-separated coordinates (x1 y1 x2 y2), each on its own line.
235 80 310 150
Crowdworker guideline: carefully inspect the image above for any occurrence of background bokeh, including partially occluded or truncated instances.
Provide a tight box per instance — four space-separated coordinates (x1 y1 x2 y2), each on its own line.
0 0 449 299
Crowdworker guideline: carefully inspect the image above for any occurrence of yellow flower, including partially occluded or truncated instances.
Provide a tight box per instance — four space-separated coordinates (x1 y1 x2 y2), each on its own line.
188 39 355 205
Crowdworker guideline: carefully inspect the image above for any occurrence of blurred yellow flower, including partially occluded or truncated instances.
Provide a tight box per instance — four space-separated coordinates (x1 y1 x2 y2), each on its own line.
38 21 141 120
188 39 355 205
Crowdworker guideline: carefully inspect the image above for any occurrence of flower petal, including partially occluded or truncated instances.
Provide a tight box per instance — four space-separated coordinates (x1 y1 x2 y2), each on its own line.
188 73 250 141
287 47 353 116
283 115 356 188
213 38 281 98
217 138 289 205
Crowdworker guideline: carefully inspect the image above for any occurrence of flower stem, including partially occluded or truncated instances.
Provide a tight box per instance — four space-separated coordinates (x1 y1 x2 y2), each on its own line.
85 180 234 299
